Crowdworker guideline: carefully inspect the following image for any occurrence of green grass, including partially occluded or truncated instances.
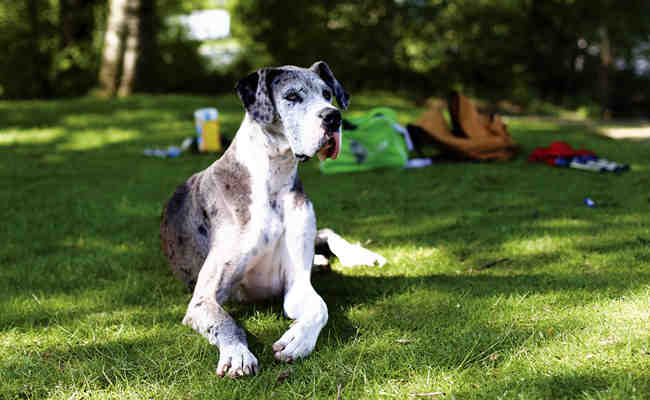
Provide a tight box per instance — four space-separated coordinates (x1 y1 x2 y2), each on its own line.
1 93 649 400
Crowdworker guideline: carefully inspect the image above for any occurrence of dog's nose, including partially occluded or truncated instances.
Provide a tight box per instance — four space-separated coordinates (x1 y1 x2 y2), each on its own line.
318 108 341 131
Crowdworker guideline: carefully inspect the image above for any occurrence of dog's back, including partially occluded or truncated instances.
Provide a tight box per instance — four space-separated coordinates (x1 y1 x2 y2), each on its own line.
160 172 210 290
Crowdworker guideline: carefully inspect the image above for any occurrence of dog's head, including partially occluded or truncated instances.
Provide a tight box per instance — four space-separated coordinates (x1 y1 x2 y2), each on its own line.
235 61 350 162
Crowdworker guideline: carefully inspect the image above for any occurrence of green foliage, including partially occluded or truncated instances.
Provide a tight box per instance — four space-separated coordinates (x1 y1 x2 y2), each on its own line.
0 0 238 99
0 1 55 98
2 0 650 115
1 93 649 399
150 20 220 93
0 0 104 99
159 0 225 14
232 0 424 90
231 0 650 115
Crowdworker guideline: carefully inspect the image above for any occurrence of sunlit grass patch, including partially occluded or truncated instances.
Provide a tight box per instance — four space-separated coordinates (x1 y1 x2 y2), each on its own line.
1 94 648 399
0 127 64 145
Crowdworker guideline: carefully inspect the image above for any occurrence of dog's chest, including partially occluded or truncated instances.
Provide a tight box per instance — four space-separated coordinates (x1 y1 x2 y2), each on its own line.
232 194 287 301
243 185 287 251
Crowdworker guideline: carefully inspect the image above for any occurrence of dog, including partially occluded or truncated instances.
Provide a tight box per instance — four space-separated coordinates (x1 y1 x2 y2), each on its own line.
160 61 350 377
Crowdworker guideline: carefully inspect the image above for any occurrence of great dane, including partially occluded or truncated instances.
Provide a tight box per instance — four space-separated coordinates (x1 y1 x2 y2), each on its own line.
160 62 350 377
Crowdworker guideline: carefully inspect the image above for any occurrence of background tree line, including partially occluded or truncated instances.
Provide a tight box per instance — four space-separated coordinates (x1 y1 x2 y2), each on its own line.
0 0 224 99
1 0 649 116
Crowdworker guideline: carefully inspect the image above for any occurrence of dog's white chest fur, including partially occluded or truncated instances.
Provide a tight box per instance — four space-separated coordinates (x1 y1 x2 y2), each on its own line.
232 196 287 302
229 124 305 302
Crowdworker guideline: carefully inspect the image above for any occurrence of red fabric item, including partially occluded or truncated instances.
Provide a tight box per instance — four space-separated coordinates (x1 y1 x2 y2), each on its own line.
528 141 597 166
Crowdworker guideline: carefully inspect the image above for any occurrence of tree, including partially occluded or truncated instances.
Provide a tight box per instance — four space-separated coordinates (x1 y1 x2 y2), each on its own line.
26 0 52 97
98 0 149 97
231 0 413 91
0 0 225 99
98 0 128 96
137 0 159 92
58 0 102 95
117 0 142 96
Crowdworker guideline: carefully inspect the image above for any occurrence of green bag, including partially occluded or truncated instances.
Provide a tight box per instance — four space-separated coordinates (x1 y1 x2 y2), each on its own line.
320 108 408 174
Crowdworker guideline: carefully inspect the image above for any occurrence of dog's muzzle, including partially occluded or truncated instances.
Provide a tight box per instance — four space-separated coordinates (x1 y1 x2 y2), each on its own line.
317 108 342 162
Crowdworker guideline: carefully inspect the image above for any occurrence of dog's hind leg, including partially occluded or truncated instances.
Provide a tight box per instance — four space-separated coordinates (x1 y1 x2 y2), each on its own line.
273 197 328 362
182 249 259 377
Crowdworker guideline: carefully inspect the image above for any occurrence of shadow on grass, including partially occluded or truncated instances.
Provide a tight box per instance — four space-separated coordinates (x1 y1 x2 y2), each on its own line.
1 96 649 398
453 368 650 399
5 263 646 398
2 333 200 399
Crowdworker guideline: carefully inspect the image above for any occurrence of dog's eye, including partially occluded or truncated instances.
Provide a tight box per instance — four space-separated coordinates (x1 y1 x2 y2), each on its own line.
284 92 301 103
323 90 332 101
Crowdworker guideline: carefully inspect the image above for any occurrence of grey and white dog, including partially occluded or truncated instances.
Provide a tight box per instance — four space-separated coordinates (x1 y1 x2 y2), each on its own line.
160 62 349 377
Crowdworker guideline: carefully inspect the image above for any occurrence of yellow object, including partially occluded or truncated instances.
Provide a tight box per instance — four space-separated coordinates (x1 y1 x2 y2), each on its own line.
199 120 221 152
194 108 221 153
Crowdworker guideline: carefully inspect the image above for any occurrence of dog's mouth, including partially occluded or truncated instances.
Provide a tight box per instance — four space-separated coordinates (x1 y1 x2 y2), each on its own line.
317 130 341 162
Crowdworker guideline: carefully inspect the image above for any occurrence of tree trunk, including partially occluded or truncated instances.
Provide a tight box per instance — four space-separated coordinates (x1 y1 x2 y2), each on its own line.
136 0 157 92
60 0 95 46
98 0 128 96
27 0 52 97
60 0 75 47
117 0 141 97
597 26 612 119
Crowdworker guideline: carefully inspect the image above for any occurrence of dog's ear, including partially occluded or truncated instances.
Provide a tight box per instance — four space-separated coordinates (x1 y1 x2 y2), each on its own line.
235 68 281 124
310 61 350 110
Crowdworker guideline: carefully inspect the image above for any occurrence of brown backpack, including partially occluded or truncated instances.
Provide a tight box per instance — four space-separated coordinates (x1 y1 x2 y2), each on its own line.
411 92 518 161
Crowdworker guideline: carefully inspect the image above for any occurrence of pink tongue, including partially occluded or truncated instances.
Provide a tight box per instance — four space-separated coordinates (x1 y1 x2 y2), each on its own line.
330 131 341 160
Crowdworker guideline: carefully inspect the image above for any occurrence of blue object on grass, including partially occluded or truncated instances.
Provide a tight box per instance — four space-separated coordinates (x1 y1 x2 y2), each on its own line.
554 157 569 167
166 146 181 157
144 146 181 158
584 197 596 207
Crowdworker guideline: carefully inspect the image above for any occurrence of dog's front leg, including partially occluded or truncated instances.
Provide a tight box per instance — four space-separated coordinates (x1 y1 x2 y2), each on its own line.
182 250 258 377
273 198 328 362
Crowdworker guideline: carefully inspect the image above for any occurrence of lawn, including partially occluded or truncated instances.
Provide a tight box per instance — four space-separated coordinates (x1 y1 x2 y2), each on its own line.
0 93 648 400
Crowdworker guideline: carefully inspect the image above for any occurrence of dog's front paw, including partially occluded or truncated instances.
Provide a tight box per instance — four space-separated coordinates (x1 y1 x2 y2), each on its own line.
216 343 259 377
272 323 319 362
